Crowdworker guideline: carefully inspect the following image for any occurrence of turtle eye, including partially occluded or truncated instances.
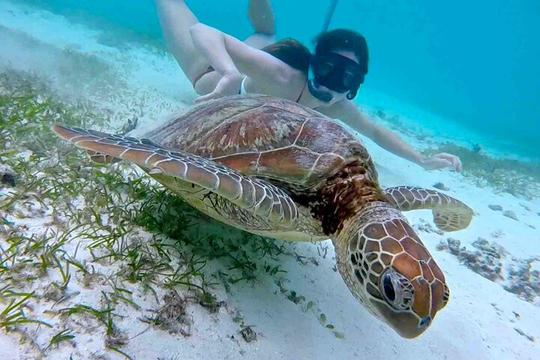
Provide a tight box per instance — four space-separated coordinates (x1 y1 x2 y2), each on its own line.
379 269 414 311
382 273 396 302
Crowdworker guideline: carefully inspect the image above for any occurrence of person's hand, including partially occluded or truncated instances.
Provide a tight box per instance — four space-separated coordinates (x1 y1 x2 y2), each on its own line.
420 153 462 172
195 73 243 103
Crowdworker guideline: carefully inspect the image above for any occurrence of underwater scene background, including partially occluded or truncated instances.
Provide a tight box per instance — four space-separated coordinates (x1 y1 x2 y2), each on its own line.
15 0 540 160
0 1 539 359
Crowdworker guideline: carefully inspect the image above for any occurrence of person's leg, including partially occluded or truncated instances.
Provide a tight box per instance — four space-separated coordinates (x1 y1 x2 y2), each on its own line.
156 0 276 96
248 0 275 35
156 0 213 86
193 0 277 95
244 0 276 49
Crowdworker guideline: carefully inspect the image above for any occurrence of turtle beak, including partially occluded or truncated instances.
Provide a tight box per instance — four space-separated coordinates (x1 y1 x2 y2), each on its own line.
370 301 430 338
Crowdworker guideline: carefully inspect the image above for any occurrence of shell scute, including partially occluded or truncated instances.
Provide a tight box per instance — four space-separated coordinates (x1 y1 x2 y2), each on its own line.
148 95 372 190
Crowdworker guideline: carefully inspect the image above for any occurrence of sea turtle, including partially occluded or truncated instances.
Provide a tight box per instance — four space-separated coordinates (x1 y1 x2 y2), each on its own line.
53 94 473 338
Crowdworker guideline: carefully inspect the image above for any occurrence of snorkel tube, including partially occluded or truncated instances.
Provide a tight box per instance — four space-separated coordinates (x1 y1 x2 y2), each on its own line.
308 0 340 103
308 78 333 103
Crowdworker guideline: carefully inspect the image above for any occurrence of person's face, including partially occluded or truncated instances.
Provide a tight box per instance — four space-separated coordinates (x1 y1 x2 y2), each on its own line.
312 49 361 107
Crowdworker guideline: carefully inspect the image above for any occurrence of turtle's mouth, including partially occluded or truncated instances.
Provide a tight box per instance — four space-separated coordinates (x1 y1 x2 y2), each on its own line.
369 299 429 339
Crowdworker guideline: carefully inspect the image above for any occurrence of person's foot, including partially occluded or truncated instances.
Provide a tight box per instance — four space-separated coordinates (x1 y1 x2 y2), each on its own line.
248 0 275 35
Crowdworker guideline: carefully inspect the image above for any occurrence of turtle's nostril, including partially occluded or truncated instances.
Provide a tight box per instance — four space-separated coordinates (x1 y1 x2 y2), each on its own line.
419 316 432 328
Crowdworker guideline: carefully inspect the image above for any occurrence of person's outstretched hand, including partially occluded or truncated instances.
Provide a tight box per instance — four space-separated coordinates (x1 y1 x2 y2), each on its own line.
420 152 462 172
195 73 243 103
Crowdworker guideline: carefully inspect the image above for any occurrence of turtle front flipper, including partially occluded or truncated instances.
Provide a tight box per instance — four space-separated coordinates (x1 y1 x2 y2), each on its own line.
52 124 299 225
383 186 473 232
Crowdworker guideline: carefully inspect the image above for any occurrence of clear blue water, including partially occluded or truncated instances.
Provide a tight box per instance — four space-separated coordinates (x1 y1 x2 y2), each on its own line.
17 0 540 161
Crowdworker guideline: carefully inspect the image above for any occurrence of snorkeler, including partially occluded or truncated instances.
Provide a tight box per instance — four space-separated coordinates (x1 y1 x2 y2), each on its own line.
155 0 462 172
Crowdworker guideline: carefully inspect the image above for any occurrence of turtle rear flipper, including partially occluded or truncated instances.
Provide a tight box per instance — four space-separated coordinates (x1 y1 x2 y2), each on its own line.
383 186 473 231
52 124 299 225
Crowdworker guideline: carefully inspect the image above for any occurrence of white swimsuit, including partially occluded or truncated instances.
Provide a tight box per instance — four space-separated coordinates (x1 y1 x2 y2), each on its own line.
239 76 248 95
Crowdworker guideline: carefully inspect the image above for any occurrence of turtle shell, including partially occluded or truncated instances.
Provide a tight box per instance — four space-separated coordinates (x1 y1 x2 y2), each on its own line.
145 94 377 191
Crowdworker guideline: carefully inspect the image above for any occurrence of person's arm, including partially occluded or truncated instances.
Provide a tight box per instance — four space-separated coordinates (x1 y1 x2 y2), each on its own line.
321 100 462 171
189 23 293 101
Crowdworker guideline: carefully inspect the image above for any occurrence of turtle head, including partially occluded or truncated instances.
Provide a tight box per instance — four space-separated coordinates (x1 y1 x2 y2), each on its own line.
333 201 449 338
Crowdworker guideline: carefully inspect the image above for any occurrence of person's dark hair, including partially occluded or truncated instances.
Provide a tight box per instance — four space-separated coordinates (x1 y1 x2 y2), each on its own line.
314 29 369 75
261 38 311 75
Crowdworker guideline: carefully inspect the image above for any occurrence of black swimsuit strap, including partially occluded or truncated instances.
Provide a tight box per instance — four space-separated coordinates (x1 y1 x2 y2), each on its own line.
296 81 307 103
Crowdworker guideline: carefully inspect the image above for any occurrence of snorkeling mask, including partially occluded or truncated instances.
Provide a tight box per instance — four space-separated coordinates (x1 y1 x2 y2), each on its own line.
308 52 366 102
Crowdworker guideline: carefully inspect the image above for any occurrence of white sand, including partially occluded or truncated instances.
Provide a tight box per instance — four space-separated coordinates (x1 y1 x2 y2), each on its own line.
1 1 539 359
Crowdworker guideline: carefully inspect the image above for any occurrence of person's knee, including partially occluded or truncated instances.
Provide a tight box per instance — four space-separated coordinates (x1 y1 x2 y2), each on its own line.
188 23 201 37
